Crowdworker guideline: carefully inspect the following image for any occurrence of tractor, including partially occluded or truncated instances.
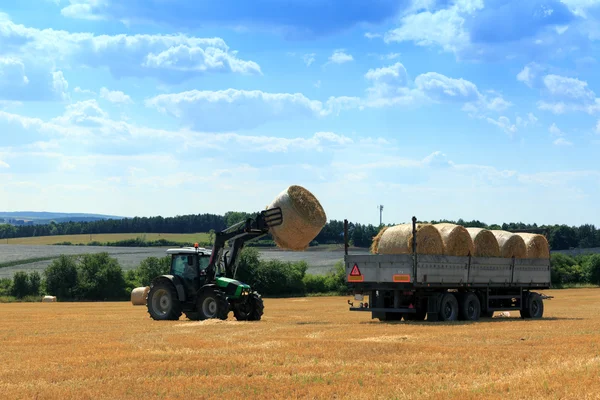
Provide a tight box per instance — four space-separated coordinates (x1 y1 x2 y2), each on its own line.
146 207 283 321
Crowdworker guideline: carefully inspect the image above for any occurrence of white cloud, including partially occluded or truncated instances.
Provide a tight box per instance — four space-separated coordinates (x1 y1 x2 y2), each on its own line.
74 87 96 95
0 57 29 85
100 87 133 104
0 159 9 168
486 116 517 136
596 119 600 133
328 49 353 64
145 89 359 131
553 137 573 146
303 53 316 66
549 122 564 137
60 0 107 20
365 62 409 86
364 32 383 39
0 14 261 83
543 74 595 101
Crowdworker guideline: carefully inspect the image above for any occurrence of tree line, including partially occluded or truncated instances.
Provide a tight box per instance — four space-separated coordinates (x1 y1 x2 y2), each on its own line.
1 211 599 251
0 249 347 302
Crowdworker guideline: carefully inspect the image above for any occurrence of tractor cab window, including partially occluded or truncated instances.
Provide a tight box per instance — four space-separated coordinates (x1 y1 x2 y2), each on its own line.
199 256 210 271
171 255 187 276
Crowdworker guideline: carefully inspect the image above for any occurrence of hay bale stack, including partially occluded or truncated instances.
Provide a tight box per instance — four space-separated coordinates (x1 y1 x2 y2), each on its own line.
42 295 57 302
131 286 150 306
372 223 444 255
466 227 500 257
490 230 527 259
433 223 474 256
267 185 327 251
515 233 550 259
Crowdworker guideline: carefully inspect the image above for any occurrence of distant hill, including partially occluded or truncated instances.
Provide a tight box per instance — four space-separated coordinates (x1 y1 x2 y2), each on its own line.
0 212 126 225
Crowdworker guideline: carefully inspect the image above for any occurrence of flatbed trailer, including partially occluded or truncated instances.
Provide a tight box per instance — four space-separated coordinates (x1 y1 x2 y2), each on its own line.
344 217 552 321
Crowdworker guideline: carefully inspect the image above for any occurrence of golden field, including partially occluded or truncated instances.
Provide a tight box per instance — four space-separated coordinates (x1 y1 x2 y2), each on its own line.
3 232 210 246
1 289 600 400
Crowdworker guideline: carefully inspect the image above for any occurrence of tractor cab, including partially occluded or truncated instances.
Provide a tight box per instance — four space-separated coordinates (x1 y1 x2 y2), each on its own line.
166 246 212 293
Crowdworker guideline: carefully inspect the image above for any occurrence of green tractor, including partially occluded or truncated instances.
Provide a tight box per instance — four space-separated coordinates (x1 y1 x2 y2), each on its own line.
146 207 283 321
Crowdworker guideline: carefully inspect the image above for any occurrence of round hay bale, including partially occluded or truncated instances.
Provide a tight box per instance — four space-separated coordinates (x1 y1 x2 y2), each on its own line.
515 233 550 259
490 230 527 259
267 185 327 251
131 286 150 306
42 295 57 303
466 227 500 257
433 223 474 256
370 226 389 254
374 223 444 255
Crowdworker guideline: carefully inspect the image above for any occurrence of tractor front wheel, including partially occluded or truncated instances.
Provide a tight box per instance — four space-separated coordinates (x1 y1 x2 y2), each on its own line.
233 291 264 321
197 289 229 320
147 281 182 321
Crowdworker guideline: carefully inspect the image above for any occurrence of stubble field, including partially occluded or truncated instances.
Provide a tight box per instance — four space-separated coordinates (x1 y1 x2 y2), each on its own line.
1 289 600 399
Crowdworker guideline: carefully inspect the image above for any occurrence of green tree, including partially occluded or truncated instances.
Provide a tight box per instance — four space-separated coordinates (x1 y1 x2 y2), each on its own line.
586 254 600 285
136 256 170 286
208 229 215 245
12 271 30 298
44 255 79 300
28 271 42 296
77 253 127 300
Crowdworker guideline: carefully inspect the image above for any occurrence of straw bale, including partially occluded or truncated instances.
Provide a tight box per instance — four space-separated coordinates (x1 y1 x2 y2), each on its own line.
267 185 327 251
490 230 527 259
466 227 500 257
131 286 150 306
373 223 444 255
515 233 550 259
42 295 56 303
433 223 474 256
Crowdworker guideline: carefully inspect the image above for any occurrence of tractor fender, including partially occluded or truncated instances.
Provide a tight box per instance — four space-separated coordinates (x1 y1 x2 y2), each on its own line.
151 275 186 302
196 284 218 297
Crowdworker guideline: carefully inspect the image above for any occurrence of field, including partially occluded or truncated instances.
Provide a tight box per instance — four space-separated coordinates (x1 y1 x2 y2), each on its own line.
2 232 211 245
1 289 600 399
0 244 368 278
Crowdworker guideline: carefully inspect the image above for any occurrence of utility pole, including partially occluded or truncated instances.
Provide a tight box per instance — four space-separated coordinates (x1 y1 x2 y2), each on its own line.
378 205 384 226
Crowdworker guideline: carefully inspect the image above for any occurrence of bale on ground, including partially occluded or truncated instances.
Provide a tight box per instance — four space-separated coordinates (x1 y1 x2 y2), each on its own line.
490 230 527 259
372 223 444 255
131 286 150 306
267 185 327 251
466 227 500 257
42 295 56 303
433 223 474 256
515 233 550 259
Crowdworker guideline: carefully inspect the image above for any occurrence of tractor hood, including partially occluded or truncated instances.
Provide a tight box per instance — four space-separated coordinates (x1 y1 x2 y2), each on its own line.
216 277 250 289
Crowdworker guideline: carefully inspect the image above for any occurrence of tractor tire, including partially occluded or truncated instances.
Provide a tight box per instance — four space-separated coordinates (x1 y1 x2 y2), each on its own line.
234 291 264 321
458 292 481 321
197 289 229 320
146 281 182 321
438 293 459 321
521 292 543 319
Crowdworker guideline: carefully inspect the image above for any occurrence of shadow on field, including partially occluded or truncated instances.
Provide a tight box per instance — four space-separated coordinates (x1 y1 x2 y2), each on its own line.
295 321 331 325
360 316 584 326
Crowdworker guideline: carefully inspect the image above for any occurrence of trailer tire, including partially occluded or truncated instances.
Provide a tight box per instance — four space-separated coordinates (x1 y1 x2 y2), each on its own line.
438 293 459 321
458 292 481 321
521 292 543 319
481 310 494 318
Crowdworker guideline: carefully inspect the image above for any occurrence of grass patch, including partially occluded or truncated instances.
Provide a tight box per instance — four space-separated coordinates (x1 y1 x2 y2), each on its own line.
0 256 63 269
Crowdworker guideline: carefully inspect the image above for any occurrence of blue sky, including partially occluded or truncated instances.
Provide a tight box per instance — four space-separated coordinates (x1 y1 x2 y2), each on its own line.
1 0 599 226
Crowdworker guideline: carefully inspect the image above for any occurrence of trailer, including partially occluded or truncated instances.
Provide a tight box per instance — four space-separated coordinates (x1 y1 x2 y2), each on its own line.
344 217 552 321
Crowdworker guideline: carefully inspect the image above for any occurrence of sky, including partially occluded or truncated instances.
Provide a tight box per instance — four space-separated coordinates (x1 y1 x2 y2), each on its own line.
0 0 599 227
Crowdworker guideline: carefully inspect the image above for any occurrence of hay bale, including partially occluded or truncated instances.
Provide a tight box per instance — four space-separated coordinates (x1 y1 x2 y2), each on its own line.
41 295 56 302
267 185 327 251
490 230 527 259
466 228 500 257
131 286 150 306
373 223 444 255
370 226 388 254
433 223 474 256
515 233 550 259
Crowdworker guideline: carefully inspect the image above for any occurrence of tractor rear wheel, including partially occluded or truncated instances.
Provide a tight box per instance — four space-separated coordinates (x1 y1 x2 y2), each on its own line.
147 281 182 321
197 289 229 320
184 312 201 321
234 291 264 321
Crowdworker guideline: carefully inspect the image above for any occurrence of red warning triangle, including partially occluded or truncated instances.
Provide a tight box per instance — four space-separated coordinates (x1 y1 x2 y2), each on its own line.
350 264 362 276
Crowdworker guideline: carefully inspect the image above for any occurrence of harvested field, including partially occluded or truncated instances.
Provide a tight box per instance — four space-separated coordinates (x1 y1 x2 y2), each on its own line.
2 233 211 246
1 289 600 399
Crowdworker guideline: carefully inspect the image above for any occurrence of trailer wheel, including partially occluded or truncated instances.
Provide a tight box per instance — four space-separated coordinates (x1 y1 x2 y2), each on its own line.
439 293 459 321
481 310 494 318
521 292 543 319
458 293 481 321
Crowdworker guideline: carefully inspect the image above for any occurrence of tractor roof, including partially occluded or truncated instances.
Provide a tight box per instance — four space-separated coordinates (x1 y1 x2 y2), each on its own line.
166 247 212 256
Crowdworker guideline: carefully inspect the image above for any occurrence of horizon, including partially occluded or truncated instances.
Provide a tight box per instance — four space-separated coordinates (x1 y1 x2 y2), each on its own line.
1 1 599 227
